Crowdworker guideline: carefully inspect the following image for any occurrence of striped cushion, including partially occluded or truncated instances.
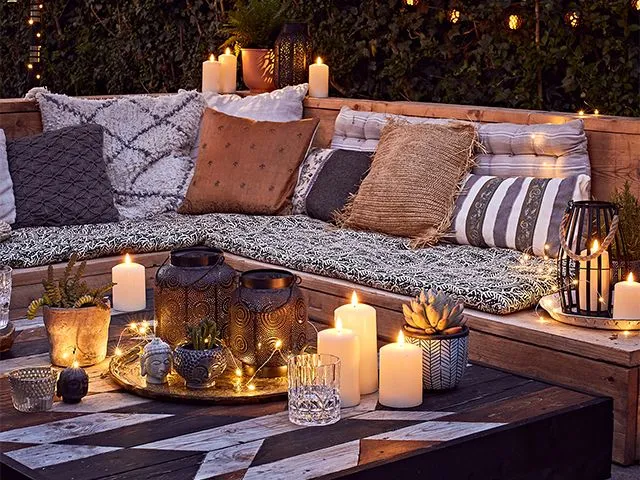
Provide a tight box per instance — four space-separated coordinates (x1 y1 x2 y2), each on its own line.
449 174 591 257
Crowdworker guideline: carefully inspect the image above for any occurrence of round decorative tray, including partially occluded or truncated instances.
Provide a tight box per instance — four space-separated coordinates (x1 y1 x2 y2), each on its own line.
109 347 288 404
540 293 640 331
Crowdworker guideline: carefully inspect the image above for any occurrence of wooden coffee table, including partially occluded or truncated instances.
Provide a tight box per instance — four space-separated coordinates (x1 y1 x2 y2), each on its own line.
0 308 613 480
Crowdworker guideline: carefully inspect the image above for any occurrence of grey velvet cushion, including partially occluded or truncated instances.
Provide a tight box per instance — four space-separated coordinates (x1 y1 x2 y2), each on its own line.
7 124 119 228
0 129 15 224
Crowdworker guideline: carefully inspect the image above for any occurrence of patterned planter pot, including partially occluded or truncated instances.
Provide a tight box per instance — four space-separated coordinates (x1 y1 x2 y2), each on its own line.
173 346 227 389
404 326 469 391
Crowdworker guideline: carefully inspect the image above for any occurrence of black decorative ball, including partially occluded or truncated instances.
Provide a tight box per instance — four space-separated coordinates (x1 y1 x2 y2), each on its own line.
56 366 89 403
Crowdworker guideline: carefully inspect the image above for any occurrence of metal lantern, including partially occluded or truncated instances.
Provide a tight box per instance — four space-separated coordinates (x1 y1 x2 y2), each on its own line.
274 23 312 89
558 201 628 317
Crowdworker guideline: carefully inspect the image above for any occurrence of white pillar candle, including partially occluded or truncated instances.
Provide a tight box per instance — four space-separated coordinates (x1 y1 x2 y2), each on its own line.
202 53 221 93
379 331 422 409
112 254 146 312
317 317 360 407
334 291 378 394
613 273 640 319
309 57 329 98
578 239 610 311
219 48 237 94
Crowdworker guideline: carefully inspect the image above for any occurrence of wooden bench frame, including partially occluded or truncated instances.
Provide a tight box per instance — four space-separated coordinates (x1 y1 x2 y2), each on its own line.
1 95 639 464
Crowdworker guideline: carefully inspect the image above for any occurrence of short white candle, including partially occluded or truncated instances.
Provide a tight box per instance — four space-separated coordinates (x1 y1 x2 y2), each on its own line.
579 239 610 311
613 273 640 319
112 254 146 312
379 331 422 409
309 57 329 98
202 53 221 93
335 291 378 394
317 317 360 407
219 48 237 94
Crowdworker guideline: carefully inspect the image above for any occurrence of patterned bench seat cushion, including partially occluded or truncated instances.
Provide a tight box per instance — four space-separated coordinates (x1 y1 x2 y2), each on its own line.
0 214 556 315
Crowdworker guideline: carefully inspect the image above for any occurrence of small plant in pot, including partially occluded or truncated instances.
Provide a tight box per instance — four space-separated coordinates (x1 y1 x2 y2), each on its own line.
611 181 640 279
402 289 469 391
174 319 228 389
26 254 113 367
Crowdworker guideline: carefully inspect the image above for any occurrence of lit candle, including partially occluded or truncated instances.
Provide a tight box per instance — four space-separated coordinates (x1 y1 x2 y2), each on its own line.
379 331 422 408
613 273 640 319
317 317 360 407
309 57 329 98
112 254 146 312
219 48 237 94
202 53 221 93
578 240 610 311
334 291 378 394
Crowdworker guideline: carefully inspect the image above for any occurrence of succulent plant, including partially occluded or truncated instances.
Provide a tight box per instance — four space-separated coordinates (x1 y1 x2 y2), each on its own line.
402 289 466 336
185 319 222 351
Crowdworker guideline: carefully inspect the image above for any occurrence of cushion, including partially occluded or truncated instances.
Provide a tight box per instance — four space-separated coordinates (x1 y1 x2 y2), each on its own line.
179 109 319 215
305 150 372 222
339 121 477 247
6 124 119 228
0 212 557 315
292 148 335 215
330 107 590 181
449 173 591 257
0 129 15 224
32 89 205 219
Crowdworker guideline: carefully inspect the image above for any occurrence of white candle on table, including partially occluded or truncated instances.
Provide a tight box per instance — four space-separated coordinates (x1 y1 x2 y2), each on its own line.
335 291 378 394
112 254 146 312
578 239 610 311
219 48 237 94
613 273 640 319
379 330 422 408
309 57 329 98
202 53 221 93
317 317 360 407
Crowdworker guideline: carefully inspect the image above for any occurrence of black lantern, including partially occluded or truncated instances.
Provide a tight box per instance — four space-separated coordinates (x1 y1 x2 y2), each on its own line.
274 23 313 89
558 201 628 317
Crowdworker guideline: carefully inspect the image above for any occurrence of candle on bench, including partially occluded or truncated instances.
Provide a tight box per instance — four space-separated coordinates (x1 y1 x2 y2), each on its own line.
202 53 221 93
613 273 640 319
309 57 329 98
578 239 610 311
334 291 378 394
219 48 237 94
112 254 146 312
379 330 422 408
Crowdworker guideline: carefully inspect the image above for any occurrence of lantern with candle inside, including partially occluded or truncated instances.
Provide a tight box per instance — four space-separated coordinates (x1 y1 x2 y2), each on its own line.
112 253 146 312
274 23 312 89
309 57 329 98
613 273 640 320
56 360 89 403
379 330 422 408
202 53 221 93
558 201 628 317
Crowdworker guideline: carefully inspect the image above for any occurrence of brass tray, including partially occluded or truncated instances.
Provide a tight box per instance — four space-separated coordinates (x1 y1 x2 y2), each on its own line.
109 348 288 404
540 293 640 331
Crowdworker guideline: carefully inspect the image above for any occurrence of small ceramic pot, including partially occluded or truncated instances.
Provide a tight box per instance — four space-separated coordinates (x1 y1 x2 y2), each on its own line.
404 325 469 391
241 48 275 92
174 345 227 389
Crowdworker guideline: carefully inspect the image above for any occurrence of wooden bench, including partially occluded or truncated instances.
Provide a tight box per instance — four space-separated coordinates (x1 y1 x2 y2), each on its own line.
1 96 639 464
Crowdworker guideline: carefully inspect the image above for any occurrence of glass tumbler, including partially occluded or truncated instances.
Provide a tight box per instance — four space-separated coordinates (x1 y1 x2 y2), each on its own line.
8 367 57 412
288 353 341 426
0 265 11 329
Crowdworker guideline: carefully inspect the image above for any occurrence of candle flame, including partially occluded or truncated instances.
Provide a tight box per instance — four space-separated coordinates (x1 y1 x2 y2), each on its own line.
335 317 343 330
124 253 132 264
351 291 358 306
208 53 215 62
316 56 323 65
591 239 600 251
397 330 405 344
72 360 79 368
225 47 231 55
628 272 635 282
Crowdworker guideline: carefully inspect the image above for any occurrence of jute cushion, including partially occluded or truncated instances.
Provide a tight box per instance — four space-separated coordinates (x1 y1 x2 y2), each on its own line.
339 121 477 247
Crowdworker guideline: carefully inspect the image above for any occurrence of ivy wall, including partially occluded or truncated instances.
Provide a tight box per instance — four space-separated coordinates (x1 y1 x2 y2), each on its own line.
1 0 638 116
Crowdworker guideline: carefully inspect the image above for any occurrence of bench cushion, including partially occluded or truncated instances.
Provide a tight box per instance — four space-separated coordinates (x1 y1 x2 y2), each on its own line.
0 214 555 315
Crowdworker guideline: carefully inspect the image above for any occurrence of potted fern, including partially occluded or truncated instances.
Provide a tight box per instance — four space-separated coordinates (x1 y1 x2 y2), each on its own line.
611 181 640 278
222 0 289 92
402 289 468 391
27 254 113 367
174 319 228 389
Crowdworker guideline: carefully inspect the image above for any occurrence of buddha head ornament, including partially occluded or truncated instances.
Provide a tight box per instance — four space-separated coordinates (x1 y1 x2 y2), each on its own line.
56 364 89 403
140 338 172 384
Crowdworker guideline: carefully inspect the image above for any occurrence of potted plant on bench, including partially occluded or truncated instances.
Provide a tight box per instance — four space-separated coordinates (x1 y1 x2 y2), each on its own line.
402 289 469 391
26 253 113 367
612 181 640 278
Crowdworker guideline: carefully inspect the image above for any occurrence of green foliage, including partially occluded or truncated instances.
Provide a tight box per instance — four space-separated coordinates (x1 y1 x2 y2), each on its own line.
402 289 466 335
26 253 114 319
222 0 290 49
186 318 221 350
611 181 640 260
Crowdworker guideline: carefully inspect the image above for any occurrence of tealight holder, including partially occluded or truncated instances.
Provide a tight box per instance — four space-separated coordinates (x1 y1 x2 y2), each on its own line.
9 367 57 412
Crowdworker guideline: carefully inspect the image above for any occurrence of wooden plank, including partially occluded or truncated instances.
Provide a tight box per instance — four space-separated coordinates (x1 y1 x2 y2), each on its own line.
0 112 42 139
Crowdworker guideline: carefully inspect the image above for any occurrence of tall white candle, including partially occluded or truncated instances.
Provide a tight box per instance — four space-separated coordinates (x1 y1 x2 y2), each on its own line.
309 57 329 98
578 239 610 311
317 317 360 407
613 273 640 319
219 48 237 94
335 291 378 394
379 331 422 409
202 53 221 93
112 254 146 312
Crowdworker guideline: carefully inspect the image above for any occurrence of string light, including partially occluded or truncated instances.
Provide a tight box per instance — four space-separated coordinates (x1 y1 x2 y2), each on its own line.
594 109 600 116
507 14 523 30
403 0 420 6
577 110 585 116
449 9 461 24
27 0 43 85
564 11 580 28
633 0 639 11
234 368 243 377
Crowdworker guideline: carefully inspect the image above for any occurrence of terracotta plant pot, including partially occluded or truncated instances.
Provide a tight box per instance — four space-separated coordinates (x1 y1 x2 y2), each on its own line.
403 325 469 391
241 48 275 92
43 305 111 367
174 345 227 389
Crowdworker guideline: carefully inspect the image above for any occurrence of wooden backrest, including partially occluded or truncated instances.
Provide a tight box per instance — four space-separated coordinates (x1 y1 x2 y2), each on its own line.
1 96 638 201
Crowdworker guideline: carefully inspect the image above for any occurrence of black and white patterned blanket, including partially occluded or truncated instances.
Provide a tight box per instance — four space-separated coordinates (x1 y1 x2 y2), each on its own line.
0 214 556 314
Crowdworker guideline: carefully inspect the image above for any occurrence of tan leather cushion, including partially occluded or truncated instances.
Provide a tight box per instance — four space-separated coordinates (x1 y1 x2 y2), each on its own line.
179 109 319 215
